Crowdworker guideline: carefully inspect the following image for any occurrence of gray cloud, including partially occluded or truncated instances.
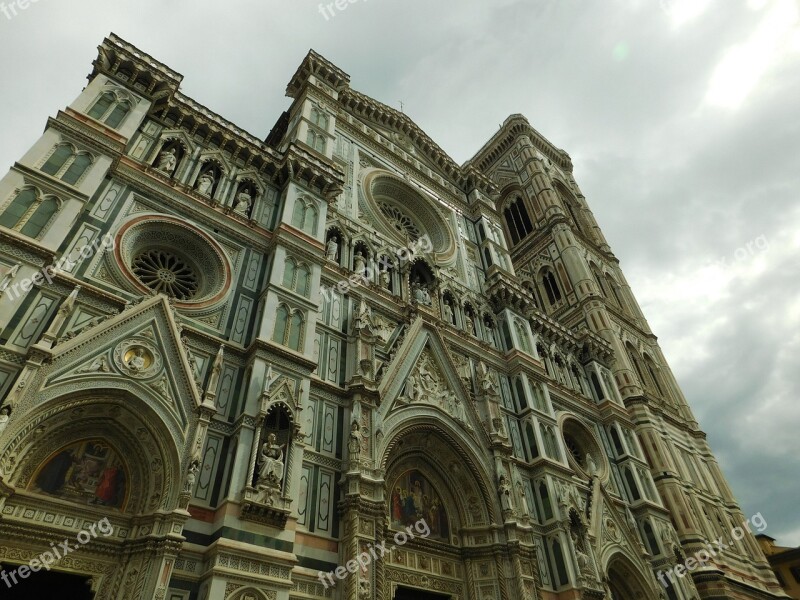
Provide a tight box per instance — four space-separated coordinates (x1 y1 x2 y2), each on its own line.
1 0 798 545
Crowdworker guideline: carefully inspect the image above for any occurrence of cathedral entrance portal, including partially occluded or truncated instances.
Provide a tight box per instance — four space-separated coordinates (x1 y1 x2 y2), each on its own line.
0 565 94 599
394 587 451 600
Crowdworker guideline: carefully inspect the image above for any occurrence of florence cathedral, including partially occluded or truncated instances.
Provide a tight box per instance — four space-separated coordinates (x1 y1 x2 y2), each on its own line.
0 34 788 600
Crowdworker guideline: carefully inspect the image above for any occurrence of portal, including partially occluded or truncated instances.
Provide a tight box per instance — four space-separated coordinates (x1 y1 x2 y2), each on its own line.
394 586 450 600
0 565 94 599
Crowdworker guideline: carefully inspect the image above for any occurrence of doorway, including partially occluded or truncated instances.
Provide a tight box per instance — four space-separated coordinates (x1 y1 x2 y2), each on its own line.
394 586 450 600
0 565 93 599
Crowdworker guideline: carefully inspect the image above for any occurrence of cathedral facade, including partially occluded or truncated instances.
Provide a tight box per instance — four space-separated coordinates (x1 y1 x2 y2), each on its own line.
0 34 787 600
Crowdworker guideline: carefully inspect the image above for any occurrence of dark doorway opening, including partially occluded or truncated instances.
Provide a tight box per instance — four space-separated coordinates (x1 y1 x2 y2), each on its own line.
394 586 450 600
0 564 93 599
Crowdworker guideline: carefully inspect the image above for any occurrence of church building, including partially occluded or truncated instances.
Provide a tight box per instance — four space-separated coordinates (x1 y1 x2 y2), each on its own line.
0 34 787 600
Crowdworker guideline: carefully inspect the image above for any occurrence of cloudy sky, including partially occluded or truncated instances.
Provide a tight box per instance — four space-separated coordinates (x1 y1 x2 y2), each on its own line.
1 0 798 544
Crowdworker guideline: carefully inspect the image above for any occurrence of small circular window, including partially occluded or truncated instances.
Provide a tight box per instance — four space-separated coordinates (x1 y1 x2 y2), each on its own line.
115 215 232 308
132 249 199 300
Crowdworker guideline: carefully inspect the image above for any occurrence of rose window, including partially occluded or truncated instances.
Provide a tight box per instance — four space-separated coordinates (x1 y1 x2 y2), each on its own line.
132 249 199 300
378 202 422 241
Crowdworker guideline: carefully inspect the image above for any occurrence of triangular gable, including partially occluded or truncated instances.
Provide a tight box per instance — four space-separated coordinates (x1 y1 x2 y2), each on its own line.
378 318 487 440
41 296 202 432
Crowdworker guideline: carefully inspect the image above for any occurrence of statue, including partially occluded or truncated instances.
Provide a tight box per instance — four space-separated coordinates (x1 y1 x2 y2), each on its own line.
196 171 215 196
412 281 430 305
403 371 420 402
442 300 454 324
155 147 177 175
516 480 529 517
353 252 367 277
78 355 110 373
380 268 391 290
585 453 598 477
234 188 253 215
125 348 146 373
257 433 285 486
0 263 20 297
464 312 475 335
184 459 200 493
326 237 339 261
499 475 513 513
0 405 10 435
348 420 361 459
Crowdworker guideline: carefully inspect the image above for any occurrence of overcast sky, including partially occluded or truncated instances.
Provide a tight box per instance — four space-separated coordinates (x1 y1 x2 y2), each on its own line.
1 0 798 545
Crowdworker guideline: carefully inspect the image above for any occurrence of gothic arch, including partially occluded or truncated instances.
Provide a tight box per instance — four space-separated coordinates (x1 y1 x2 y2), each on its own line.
379 417 498 528
1 389 182 513
604 552 659 599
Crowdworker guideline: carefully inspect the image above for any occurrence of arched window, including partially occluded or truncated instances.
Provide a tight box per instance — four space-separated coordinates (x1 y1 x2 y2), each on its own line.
551 538 569 586
538 481 554 520
643 520 660 555
87 91 132 129
0 189 60 239
288 312 304 351
542 269 562 306
624 467 641 502
504 197 533 245
20 197 58 238
310 107 329 129
590 371 605 400
514 319 532 354
306 129 326 153
306 205 319 236
526 423 539 459
514 378 528 411
0 188 37 229
609 425 625 456
61 153 92 185
645 357 665 396
41 144 74 176
273 305 289 345
282 259 296 289
104 102 131 128
292 201 306 229
87 92 115 120
295 264 311 297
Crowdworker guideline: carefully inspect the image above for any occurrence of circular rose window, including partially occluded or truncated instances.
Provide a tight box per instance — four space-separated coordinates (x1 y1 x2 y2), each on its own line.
115 215 231 308
361 171 456 262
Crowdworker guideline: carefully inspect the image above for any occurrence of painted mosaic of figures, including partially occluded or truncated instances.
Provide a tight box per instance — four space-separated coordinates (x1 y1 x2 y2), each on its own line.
31 439 127 509
390 470 449 541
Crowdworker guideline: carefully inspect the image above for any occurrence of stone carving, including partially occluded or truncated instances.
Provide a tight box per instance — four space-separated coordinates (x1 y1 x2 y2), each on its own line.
114 339 162 379
399 351 470 429
257 433 285 487
585 453 598 477
234 188 253 216
515 479 530 518
196 171 215 196
442 299 454 324
348 420 361 461
0 263 20 297
499 474 513 514
0 405 10 435
77 355 110 374
326 236 338 261
354 251 367 276
411 280 431 305
184 459 200 493
155 147 177 175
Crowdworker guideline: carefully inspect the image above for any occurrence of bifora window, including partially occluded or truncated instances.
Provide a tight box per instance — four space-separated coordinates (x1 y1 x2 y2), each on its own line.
132 249 200 300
